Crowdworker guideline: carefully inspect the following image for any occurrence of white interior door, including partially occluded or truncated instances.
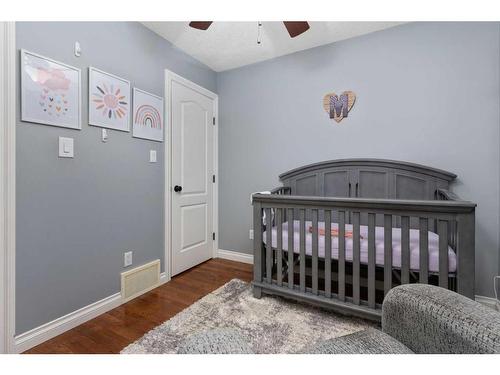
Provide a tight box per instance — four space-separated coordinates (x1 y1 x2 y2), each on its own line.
171 78 215 276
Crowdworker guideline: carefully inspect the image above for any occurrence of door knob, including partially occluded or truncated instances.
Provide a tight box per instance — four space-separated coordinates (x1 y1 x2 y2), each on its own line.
174 185 183 192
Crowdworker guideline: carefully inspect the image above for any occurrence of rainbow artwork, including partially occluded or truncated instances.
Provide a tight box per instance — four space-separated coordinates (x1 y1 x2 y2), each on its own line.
134 104 162 129
132 88 164 142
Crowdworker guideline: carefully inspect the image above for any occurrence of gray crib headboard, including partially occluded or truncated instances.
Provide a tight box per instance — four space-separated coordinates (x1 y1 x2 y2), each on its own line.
279 159 457 201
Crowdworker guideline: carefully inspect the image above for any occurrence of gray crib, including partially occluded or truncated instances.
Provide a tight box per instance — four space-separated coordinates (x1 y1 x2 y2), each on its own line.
252 159 476 321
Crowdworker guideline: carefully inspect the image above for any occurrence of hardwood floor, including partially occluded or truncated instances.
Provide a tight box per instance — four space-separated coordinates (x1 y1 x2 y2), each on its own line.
25 258 252 354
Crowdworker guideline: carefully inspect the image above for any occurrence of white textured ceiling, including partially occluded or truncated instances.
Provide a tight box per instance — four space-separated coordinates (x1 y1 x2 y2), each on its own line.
142 22 403 72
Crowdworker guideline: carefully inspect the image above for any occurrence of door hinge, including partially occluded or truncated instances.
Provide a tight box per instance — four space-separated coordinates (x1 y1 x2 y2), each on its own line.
212 174 215 183
212 232 216 241
213 117 215 125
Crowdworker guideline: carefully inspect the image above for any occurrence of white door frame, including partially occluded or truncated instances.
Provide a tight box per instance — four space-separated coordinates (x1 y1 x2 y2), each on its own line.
0 21 16 354
164 70 218 281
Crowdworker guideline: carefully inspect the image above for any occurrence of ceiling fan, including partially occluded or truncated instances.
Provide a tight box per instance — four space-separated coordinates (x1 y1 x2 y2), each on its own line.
188 21 310 38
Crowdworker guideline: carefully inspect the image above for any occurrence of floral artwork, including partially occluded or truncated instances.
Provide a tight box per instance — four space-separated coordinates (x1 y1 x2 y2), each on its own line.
88 67 130 132
21 50 81 129
132 88 164 142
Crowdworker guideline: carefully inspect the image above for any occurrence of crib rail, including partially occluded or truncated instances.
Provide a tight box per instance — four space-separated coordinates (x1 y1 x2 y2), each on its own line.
270 186 291 195
252 193 476 321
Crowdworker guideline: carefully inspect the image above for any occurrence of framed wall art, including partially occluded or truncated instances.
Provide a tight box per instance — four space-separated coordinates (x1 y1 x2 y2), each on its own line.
21 49 82 129
89 67 130 132
132 88 164 142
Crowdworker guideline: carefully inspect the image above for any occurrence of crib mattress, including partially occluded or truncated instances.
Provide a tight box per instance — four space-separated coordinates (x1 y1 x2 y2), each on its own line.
262 220 457 273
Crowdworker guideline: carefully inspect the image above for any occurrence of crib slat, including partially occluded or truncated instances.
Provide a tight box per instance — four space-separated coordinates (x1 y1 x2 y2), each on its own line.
419 217 429 283
253 204 263 284
438 220 449 288
352 212 361 305
276 208 283 287
401 216 410 284
367 213 376 309
384 214 393 296
265 208 273 283
338 211 346 301
312 209 319 295
288 209 294 289
299 209 306 292
324 210 332 298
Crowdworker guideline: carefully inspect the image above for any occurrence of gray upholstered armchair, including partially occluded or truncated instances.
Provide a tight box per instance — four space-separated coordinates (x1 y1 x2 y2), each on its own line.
381 284 500 354
308 284 500 354
177 284 500 354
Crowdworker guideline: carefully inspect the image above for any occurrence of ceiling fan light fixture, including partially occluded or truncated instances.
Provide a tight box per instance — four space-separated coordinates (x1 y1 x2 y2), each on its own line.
283 21 310 38
187 21 311 40
188 21 213 30
257 21 262 45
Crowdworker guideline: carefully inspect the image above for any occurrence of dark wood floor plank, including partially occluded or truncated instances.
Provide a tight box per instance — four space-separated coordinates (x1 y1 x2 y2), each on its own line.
24 258 252 354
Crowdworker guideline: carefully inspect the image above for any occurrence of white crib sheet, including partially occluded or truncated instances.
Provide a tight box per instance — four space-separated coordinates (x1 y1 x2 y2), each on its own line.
262 220 456 273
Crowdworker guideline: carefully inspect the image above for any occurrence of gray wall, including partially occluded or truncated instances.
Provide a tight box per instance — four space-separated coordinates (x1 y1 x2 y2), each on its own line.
16 22 216 334
217 22 500 297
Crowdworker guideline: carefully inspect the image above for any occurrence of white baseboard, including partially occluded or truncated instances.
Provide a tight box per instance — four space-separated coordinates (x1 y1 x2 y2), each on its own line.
475 295 499 310
160 271 168 283
14 270 169 353
14 292 123 353
217 249 253 264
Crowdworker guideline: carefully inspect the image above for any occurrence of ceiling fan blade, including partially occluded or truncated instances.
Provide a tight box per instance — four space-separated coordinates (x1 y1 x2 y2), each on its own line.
189 22 213 30
283 22 310 38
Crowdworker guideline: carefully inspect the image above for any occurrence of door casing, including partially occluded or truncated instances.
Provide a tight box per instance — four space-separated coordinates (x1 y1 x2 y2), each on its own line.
0 21 16 354
164 70 218 281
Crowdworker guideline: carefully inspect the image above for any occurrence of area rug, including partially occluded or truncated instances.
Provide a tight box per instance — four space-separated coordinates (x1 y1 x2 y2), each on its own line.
121 279 372 354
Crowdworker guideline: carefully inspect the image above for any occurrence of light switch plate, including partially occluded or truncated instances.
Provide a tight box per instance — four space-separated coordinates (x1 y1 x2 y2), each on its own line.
249 229 254 240
58 137 74 158
149 150 157 163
